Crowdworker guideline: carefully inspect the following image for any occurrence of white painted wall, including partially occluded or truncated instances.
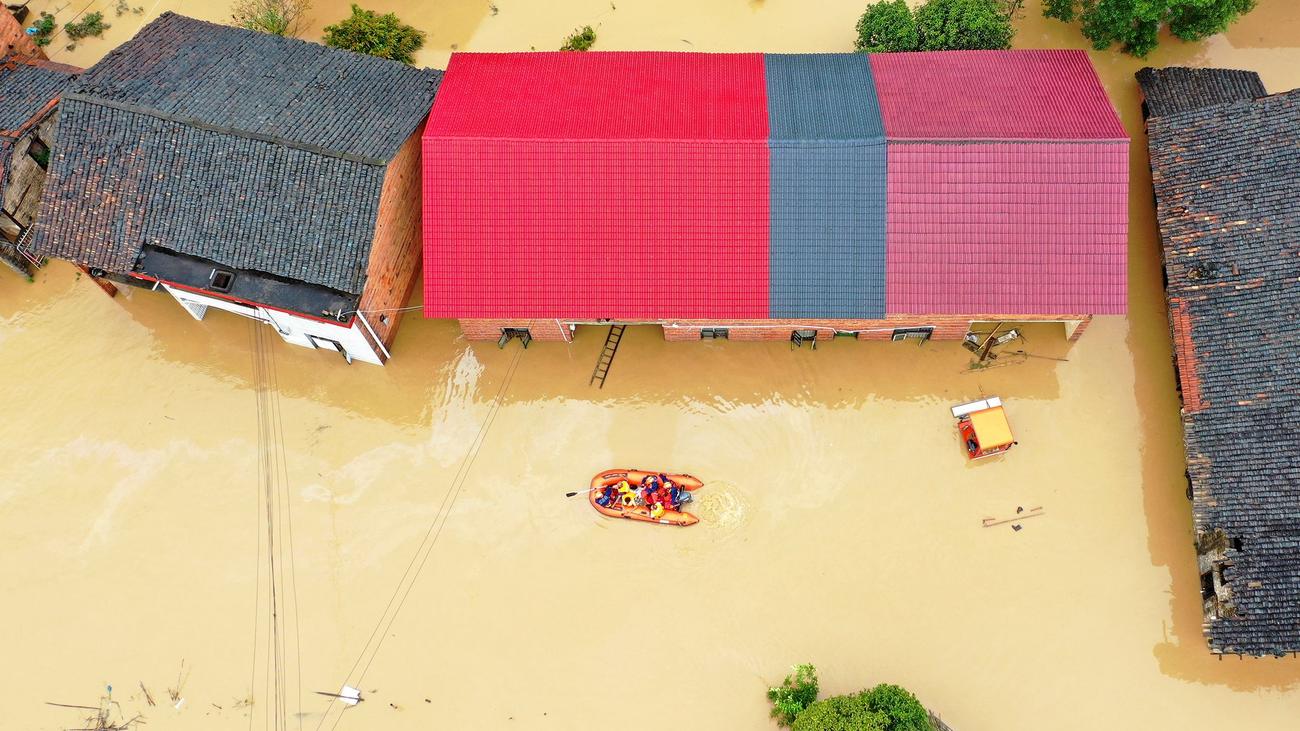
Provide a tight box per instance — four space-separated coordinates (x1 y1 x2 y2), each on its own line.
161 284 383 366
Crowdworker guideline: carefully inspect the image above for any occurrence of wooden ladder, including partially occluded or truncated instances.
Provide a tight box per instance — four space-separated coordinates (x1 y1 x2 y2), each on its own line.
589 324 626 388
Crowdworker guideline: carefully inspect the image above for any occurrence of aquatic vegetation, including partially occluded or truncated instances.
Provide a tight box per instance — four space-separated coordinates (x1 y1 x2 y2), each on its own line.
65 12 109 41
31 12 57 47
323 4 425 64
230 0 312 37
561 25 597 51
767 663 819 727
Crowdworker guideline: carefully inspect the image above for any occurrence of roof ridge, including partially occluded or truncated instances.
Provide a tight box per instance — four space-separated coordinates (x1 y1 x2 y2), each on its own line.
62 92 389 166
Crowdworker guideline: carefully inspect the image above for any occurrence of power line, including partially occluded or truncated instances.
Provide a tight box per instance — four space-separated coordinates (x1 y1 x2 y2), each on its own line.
314 343 527 731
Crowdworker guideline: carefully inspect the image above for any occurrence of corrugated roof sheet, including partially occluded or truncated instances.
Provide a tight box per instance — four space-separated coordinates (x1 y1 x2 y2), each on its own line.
1145 82 1300 657
422 137 770 318
765 53 887 317
764 53 883 140
427 51 768 140
422 50 1128 319
72 12 441 161
1136 66 1265 118
769 144 886 318
870 49 1125 140
885 142 1128 315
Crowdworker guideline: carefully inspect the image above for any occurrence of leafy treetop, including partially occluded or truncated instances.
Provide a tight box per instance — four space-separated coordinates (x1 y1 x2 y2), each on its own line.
855 0 1014 53
1043 0 1257 57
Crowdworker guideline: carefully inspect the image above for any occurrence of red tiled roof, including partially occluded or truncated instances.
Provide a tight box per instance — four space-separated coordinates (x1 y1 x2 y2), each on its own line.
422 138 770 318
424 52 772 319
885 142 1128 314
427 52 769 140
869 49 1126 140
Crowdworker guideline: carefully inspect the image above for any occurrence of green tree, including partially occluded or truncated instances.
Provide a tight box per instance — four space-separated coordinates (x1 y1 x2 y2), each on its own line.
766 663 819 728
1043 0 1257 57
855 0 919 52
863 684 934 731
793 693 887 731
323 4 425 64
915 0 1014 50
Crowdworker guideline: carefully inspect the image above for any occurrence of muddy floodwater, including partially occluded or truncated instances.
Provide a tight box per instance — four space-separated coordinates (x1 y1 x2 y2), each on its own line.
5 1 1300 729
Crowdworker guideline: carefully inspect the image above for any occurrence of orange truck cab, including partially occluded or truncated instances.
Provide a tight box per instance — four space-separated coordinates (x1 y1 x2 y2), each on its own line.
951 397 1015 460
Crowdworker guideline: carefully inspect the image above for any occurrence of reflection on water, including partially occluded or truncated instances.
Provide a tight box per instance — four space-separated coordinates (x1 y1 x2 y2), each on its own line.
4 2 1300 730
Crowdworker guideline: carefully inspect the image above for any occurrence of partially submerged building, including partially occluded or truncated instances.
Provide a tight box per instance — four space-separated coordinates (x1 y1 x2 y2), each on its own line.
0 54 77 277
422 50 1128 345
1138 66 1300 657
33 13 441 365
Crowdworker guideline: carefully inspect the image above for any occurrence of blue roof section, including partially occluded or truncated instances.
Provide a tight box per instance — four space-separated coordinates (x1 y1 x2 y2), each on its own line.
768 142 887 318
764 53 888 317
763 53 885 141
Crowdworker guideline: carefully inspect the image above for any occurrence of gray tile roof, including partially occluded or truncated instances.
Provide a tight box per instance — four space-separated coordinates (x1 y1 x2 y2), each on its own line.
71 12 441 161
33 13 441 296
0 56 78 133
40 99 386 292
1142 75 1300 656
1136 66 1265 119
764 53 887 317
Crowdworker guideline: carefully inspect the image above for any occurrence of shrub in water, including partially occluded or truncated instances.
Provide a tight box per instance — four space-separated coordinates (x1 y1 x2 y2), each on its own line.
231 0 312 37
65 11 109 41
561 25 596 51
324 4 425 64
766 663 819 728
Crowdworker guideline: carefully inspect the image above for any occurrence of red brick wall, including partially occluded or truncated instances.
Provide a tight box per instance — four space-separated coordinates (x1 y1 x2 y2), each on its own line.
455 315 1093 343
2 9 46 58
1167 299 1202 412
458 318 572 342
356 124 426 359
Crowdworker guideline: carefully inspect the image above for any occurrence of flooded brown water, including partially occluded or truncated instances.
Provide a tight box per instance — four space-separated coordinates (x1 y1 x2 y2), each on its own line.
6 1 1300 729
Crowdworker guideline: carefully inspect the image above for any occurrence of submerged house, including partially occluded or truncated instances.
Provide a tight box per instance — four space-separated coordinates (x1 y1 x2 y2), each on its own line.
1138 66 1300 657
0 54 77 277
33 13 441 365
422 50 1128 345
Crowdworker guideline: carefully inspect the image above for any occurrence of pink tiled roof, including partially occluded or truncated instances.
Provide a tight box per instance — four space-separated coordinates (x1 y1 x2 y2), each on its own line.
869 49 1126 140
885 142 1128 315
427 52 769 140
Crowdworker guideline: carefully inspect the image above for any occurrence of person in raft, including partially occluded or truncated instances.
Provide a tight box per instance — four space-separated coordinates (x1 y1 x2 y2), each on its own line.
640 474 682 518
595 480 638 509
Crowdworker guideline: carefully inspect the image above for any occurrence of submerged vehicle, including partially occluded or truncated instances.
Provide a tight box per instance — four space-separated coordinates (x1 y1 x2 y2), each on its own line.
951 397 1016 460
588 469 703 526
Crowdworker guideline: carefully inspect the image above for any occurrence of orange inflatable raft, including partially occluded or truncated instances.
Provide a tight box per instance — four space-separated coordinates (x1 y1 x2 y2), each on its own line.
589 469 704 527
